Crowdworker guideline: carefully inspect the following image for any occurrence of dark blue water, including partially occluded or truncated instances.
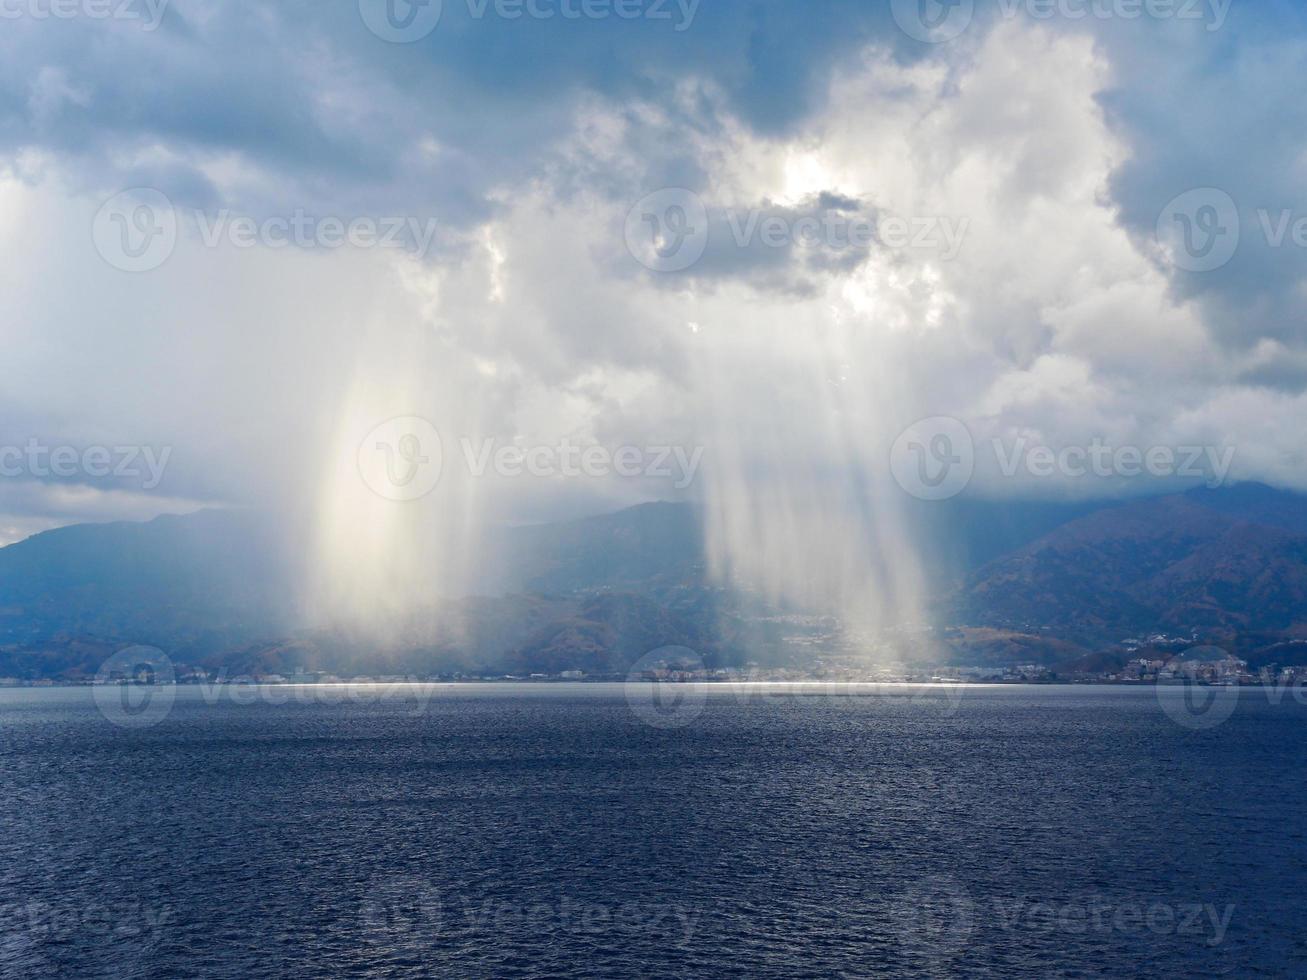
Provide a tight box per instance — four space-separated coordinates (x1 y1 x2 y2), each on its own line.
1 683 1305 978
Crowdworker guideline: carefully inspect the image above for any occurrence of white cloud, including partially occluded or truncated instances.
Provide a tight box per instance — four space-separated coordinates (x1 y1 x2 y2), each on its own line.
2 14 1305 630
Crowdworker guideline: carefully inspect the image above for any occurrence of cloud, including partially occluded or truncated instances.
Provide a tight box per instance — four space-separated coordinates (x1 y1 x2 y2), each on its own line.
1 3 1306 627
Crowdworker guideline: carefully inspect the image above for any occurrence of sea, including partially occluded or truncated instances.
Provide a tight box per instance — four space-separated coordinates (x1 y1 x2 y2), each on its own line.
1 682 1304 978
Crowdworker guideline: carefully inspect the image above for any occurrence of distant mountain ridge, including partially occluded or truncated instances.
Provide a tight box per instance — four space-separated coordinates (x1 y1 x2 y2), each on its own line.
3 483 1307 677
0 509 301 656
958 486 1307 638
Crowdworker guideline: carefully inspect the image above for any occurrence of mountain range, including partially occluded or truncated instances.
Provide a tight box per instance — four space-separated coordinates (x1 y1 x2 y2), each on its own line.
957 484 1307 638
3 483 1306 679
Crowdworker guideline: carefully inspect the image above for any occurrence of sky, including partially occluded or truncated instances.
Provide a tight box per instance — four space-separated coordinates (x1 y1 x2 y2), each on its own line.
2 0 1306 615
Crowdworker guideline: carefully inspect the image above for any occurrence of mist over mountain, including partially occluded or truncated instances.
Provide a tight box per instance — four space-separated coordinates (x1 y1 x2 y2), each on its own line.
3 484 1307 679
0 510 302 655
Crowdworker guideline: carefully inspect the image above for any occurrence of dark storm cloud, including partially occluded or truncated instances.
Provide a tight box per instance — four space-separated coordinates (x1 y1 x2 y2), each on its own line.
0 0 913 219
1097 1 1307 359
